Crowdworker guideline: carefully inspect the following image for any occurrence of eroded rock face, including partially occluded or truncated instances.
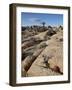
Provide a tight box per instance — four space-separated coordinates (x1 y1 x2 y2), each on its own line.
21 25 63 77
22 48 46 72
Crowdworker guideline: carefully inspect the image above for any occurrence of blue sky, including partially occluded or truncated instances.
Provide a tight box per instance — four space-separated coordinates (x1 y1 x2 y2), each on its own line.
21 12 63 27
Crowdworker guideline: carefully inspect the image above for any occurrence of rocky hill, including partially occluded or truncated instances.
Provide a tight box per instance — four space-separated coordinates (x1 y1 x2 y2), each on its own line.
21 25 63 77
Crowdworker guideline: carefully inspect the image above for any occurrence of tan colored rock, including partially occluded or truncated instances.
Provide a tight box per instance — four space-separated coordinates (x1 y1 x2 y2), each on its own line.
22 48 45 72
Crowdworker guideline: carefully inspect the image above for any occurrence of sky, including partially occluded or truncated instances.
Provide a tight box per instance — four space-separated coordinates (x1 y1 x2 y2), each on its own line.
21 12 63 27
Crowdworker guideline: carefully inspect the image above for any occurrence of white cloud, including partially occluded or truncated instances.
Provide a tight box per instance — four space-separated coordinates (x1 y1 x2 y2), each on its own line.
29 18 41 22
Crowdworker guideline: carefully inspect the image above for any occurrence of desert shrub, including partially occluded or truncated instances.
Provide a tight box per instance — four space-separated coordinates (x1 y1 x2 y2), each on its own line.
48 26 52 30
21 27 26 31
47 29 56 36
59 38 63 42
59 25 63 30
53 27 58 32
51 65 63 74
47 26 56 36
